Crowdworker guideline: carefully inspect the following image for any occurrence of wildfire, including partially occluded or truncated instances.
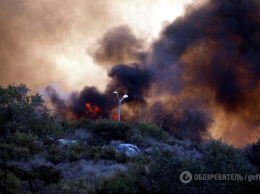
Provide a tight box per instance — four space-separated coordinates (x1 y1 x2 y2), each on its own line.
85 102 101 114
113 114 118 121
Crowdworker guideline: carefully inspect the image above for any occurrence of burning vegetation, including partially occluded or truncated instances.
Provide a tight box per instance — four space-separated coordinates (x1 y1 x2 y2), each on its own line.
85 102 101 115
113 114 118 121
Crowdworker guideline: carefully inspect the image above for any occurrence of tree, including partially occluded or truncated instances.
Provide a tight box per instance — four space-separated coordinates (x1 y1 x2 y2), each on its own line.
0 83 61 137
171 100 213 142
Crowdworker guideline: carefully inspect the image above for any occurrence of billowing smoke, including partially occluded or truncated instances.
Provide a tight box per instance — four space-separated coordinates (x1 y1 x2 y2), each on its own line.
152 0 260 105
45 86 68 118
106 64 153 103
70 86 115 120
46 64 153 120
46 85 115 120
90 25 145 66
149 0 260 145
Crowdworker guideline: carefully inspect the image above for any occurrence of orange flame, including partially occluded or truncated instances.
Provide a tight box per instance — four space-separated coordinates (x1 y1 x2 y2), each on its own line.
85 102 101 114
113 114 118 121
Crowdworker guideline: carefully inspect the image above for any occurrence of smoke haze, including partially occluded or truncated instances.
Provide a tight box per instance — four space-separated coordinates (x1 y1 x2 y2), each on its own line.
0 0 118 91
0 0 187 91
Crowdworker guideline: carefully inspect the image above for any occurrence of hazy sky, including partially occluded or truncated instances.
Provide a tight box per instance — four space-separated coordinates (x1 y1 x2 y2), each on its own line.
0 0 193 91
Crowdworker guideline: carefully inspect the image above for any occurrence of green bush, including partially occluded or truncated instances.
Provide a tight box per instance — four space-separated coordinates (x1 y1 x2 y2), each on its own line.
67 143 101 162
244 140 260 169
100 146 117 160
138 122 169 142
12 132 35 147
86 136 107 146
126 159 150 192
0 143 15 162
11 132 42 154
33 165 62 185
92 119 134 144
0 170 21 194
147 143 260 194
202 139 254 174
0 143 30 161
0 163 62 192
46 144 66 164
49 178 96 194
95 171 138 194
6 173 21 194
115 152 128 163
147 151 204 194
0 132 42 161
99 146 131 163
40 120 63 138
46 142 102 163
201 139 258 193
72 117 94 130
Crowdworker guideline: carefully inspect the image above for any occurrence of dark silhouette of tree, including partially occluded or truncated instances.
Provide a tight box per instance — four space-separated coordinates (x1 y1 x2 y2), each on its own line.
171 100 214 142
5 106 13 122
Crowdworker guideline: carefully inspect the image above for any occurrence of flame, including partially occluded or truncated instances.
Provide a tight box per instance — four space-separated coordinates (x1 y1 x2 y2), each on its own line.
113 114 118 121
85 102 101 114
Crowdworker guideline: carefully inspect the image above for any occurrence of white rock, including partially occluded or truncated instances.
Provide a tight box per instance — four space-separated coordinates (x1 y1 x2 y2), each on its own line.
58 139 77 145
117 144 141 157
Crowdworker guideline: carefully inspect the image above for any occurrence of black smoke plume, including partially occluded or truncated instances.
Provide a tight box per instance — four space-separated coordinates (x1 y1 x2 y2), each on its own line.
46 64 153 120
149 0 260 145
47 0 260 146
46 85 117 120
71 86 115 120
106 64 153 103
153 0 260 107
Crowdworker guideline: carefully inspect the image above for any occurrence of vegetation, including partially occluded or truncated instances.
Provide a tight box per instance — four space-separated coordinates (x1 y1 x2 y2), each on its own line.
138 122 169 142
170 101 214 142
0 84 259 193
92 119 134 144
0 83 62 138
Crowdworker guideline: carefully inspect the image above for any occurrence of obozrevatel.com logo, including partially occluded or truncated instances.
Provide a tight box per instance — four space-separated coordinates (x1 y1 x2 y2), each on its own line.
180 171 192 183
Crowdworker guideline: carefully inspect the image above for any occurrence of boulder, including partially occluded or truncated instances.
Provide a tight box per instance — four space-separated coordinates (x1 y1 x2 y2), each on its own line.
117 144 141 157
58 139 77 145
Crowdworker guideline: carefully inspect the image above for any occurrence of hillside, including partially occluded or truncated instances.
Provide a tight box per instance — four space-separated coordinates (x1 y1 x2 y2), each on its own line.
0 84 260 194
